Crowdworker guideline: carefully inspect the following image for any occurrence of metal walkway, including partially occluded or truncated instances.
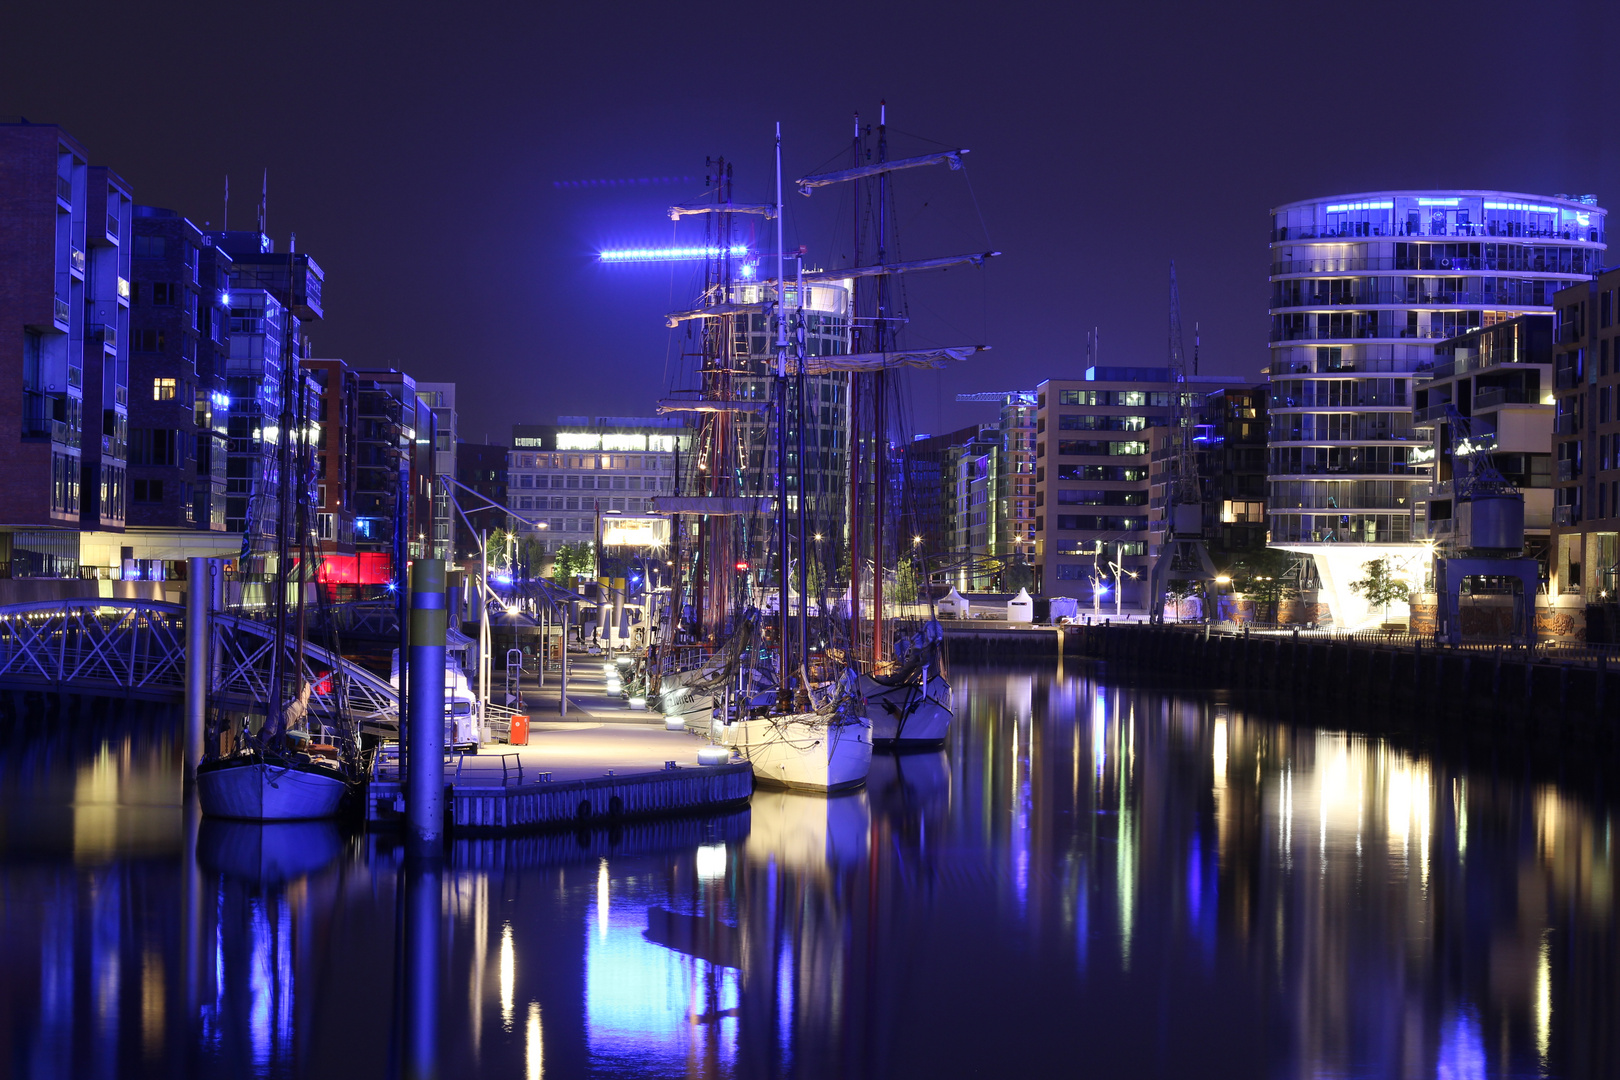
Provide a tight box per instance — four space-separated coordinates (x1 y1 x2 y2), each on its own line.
0 598 399 729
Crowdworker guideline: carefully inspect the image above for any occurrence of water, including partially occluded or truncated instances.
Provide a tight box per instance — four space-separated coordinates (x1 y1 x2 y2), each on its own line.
0 671 1613 1079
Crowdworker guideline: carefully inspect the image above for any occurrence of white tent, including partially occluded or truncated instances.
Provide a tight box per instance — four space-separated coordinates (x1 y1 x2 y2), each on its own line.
1006 588 1034 624
1048 596 1080 622
936 588 969 619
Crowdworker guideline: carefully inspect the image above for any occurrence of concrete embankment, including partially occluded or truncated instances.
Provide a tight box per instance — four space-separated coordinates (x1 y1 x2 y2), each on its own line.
945 621 1618 750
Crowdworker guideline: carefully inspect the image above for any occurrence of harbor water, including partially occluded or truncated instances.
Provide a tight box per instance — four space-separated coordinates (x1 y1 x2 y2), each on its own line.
0 667 1613 1078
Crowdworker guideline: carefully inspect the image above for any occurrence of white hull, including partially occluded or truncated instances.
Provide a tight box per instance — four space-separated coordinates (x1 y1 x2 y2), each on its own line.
197 757 350 821
724 713 873 792
860 674 953 747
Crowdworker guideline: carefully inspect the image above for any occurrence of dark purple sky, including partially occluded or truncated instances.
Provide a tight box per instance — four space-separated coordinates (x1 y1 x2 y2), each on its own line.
7 0 1617 440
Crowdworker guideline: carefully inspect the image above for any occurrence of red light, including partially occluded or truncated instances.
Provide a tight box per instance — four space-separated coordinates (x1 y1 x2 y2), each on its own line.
735 561 750 571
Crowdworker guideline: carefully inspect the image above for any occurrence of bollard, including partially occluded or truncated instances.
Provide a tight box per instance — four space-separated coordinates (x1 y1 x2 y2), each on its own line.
407 559 447 857
183 556 212 787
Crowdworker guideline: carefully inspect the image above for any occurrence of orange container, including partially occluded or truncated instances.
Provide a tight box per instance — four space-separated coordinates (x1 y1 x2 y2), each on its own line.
508 713 530 746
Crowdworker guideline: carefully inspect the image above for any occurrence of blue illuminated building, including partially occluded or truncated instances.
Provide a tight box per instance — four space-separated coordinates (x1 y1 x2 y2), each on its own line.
1265 190 1607 626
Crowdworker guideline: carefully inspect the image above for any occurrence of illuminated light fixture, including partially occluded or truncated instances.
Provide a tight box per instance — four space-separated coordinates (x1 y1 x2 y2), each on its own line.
735 561 750 572
1484 201 1559 214
1324 200 1393 213
220 291 232 306
1417 198 1461 206
598 244 748 263
739 261 757 280
1214 575 1232 584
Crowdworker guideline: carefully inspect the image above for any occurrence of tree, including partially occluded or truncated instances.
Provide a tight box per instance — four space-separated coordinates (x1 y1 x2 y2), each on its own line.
1231 549 1301 624
1165 579 1201 621
1348 557 1409 624
550 541 595 583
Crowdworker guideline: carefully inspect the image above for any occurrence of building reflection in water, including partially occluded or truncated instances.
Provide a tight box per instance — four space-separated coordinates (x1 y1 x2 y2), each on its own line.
0 681 1615 1078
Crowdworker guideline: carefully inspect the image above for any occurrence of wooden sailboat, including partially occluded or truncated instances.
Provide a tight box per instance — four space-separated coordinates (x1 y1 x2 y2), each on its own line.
198 243 359 820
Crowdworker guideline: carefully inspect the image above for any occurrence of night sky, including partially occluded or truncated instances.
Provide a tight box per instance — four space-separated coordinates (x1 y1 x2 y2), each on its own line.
7 0 1617 441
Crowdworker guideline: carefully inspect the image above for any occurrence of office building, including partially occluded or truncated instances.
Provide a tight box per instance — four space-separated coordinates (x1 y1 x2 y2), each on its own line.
1193 385 1270 558
1036 367 1242 609
1550 270 1620 640
1267 189 1606 626
507 416 686 551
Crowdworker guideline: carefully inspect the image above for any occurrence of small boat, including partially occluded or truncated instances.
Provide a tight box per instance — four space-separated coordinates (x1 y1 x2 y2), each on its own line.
195 750 353 821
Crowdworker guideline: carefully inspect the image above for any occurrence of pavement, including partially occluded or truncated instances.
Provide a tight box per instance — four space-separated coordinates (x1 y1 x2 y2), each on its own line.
459 643 722 783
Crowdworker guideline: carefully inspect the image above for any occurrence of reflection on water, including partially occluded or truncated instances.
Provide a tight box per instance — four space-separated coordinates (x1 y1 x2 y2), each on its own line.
0 676 1614 1078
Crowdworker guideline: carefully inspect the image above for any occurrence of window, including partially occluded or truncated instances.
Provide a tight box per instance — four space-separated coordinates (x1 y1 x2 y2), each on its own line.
150 282 176 306
131 478 164 502
153 377 177 401
132 329 165 352
133 236 166 259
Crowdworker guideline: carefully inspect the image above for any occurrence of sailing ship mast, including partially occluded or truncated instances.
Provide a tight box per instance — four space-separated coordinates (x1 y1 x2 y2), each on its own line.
793 104 996 673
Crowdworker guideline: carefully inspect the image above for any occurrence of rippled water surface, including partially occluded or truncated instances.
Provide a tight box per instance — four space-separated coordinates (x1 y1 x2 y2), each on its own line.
0 670 1614 1079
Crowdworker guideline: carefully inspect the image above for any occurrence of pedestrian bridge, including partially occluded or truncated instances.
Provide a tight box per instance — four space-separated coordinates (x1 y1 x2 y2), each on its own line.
0 597 400 731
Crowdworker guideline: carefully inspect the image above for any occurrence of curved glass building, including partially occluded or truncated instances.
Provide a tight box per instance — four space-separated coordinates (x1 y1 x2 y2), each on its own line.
1266 190 1606 624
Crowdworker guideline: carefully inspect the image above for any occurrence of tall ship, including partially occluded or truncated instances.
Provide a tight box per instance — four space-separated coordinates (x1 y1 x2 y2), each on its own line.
644 107 993 780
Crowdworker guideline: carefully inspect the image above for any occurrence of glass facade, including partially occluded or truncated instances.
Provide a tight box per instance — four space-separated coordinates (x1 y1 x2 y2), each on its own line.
1267 191 1606 547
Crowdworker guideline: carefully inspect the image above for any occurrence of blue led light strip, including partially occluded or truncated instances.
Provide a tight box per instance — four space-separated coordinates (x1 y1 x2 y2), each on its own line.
599 244 749 263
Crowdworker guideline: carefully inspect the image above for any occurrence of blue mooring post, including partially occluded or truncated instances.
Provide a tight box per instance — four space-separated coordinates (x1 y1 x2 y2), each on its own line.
407 559 447 857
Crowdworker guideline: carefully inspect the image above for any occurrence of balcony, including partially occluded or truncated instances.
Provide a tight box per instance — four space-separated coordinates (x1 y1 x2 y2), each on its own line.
54 296 69 326
106 213 120 240
88 322 117 351
56 175 72 204
1553 505 1575 526
23 418 72 446
1553 413 1577 435
1556 459 1577 482
1413 403 1451 424
69 247 86 275
1473 387 1537 410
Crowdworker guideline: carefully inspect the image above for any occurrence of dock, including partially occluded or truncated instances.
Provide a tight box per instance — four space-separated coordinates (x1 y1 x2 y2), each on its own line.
369 654 753 832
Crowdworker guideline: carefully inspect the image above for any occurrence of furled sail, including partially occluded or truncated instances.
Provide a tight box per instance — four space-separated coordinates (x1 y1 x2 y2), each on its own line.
668 202 776 220
778 251 998 285
795 149 969 194
656 398 769 414
793 345 986 374
664 301 767 328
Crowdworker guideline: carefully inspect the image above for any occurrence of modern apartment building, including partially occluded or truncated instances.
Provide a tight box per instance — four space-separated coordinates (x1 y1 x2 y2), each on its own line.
949 426 1004 591
302 357 358 561
209 229 326 546
0 124 128 576
453 441 508 559
508 417 685 550
899 424 982 582
1194 385 1270 558
417 382 456 560
1036 367 1240 609
352 369 438 588
1267 190 1606 626
1550 269 1620 639
81 207 238 577
1414 316 1554 568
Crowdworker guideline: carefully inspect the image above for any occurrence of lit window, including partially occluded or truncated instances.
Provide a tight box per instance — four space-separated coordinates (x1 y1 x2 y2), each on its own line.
153 377 177 401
